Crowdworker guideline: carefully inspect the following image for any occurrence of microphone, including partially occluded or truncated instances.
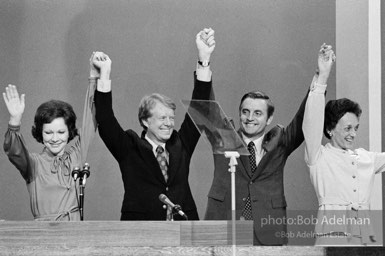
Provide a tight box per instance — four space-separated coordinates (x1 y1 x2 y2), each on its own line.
159 194 188 220
72 167 80 181
81 163 90 186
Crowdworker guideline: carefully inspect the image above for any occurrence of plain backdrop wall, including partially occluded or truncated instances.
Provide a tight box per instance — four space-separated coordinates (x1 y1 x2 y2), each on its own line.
335 0 383 245
0 0 335 227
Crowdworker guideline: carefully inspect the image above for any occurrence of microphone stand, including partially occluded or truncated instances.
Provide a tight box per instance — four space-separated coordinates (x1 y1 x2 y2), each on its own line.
159 194 188 221
224 151 239 256
73 163 90 221
78 176 85 221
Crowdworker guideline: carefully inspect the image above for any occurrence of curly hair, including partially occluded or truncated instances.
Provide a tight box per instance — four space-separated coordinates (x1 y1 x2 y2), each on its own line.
324 98 362 139
31 100 78 143
138 93 176 131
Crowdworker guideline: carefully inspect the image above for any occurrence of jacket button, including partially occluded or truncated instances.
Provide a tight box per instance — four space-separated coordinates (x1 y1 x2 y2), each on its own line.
242 198 246 201
352 175 356 179
166 187 169 191
163 205 167 209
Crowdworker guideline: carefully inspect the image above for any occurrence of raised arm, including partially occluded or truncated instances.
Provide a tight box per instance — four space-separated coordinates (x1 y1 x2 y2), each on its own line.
303 44 335 165
195 28 215 82
78 53 102 164
3 85 34 181
3 84 25 126
92 52 132 161
92 51 112 92
180 28 216 154
194 27 215 99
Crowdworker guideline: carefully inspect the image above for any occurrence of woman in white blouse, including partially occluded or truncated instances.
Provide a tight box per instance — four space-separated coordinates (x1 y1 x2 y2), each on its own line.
303 44 384 245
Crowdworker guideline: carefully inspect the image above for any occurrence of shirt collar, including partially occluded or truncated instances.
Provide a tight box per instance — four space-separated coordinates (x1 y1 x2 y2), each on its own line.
325 143 357 155
145 134 166 155
242 133 265 154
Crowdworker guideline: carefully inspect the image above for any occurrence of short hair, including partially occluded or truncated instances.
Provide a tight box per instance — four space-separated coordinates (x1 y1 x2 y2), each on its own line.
31 100 78 144
239 91 275 118
324 98 362 139
138 93 176 130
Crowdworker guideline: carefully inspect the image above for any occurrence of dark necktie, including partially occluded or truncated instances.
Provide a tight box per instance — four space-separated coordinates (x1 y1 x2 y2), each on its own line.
156 146 168 182
248 141 257 173
243 142 256 220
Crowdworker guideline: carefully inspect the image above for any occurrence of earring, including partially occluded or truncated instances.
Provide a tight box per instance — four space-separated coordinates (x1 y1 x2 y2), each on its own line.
328 131 333 137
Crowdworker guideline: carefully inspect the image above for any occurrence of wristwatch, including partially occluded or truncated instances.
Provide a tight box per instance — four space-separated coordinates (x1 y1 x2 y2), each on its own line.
198 60 210 67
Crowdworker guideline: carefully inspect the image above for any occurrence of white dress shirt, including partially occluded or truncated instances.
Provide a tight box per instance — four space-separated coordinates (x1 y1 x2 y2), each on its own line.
243 133 266 166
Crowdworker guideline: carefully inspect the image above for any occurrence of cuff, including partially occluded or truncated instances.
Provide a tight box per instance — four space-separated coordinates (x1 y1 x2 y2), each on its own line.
196 63 212 82
8 124 21 131
97 79 111 87
310 81 327 94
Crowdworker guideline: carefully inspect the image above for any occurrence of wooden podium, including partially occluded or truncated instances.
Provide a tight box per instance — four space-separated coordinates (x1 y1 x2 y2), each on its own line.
0 220 327 255
0 220 257 255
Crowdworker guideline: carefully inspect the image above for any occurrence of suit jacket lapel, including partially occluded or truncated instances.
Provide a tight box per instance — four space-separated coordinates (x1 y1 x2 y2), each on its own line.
239 155 253 178
165 142 178 184
251 125 282 180
165 132 184 185
251 151 268 179
140 131 168 184
250 138 268 179
236 130 253 179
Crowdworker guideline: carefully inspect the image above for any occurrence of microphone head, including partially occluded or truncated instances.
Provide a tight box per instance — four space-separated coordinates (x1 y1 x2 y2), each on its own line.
159 194 175 208
82 163 90 178
159 194 167 202
82 169 90 178
72 167 80 178
83 163 90 171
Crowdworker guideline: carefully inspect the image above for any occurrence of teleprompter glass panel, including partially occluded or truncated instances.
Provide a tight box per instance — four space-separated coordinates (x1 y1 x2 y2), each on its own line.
181 100 249 156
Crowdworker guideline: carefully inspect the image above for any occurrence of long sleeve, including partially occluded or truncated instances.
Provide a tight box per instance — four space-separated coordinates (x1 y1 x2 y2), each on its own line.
178 72 214 156
94 87 131 162
303 76 327 166
3 125 34 182
281 88 309 155
373 152 385 174
79 77 98 164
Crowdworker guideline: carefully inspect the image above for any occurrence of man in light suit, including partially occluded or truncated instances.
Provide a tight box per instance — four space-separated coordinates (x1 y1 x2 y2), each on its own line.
92 28 215 220
205 64 309 245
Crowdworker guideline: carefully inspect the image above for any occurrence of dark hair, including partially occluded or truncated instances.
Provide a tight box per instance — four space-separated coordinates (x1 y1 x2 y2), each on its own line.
324 98 362 139
138 93 176 130
239 91 275 118
31 100 78 143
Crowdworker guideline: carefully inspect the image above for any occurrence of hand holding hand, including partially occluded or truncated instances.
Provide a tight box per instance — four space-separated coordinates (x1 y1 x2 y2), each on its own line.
91 51 112 80
89 52 100 78
196 28 215 63
3 84 25 125
317 43 335 84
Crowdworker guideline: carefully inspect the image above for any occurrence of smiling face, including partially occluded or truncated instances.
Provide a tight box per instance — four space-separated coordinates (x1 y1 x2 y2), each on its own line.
143 101 175 145
239 98 273 140
42 117 69 156
329 112 359 150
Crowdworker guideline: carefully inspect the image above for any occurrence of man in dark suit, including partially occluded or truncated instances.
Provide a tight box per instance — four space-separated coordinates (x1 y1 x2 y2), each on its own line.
205 71 308 245
92 28 215 220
